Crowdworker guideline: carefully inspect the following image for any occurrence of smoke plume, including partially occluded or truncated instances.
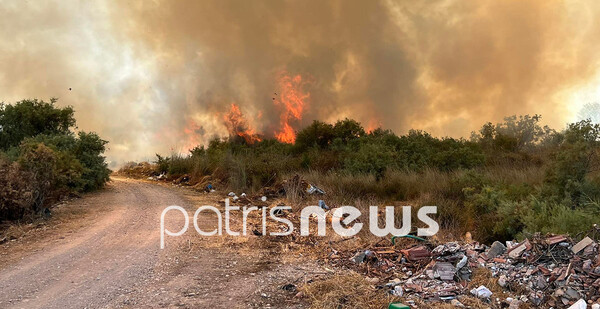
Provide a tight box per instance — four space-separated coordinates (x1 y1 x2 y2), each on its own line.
1 0 600 166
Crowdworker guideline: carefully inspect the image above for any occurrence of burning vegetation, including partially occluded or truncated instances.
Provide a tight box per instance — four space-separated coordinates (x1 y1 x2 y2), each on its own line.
218 73 310 145
223 103 262 144
274 73 309 144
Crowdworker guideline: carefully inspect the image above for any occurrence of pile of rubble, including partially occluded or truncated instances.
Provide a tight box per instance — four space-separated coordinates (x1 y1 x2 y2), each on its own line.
339 233 600 308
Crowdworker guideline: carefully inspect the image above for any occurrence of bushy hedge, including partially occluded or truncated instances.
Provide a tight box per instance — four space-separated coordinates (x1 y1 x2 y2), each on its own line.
152 114 600 241
0 99 110 222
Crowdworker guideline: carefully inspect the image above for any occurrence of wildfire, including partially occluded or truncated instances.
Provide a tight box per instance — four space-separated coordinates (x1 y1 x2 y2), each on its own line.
274 73 309 143
183 119 204 150
223 103 262 144
365 118 382 133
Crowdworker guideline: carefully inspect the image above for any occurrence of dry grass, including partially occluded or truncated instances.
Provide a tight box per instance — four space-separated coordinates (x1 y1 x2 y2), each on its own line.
302 273 399 309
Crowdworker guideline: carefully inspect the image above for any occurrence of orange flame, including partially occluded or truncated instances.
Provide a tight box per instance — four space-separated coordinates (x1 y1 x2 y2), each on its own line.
365 118 382 133
223 103 262 144
183 119 204 150
274 73 309 143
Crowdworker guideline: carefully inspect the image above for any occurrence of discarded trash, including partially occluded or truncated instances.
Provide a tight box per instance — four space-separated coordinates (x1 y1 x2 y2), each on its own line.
391 285 403 297
450 299 465 307
228 192 236 197
318 200 329 210
391 235 427 245
321 230 600 306
455 255 468 269
281 283 297 292
470 285 492 299
306 184 325 195
261 196 267 202
351 250 374 264
388 303 410 309
568 299 587 309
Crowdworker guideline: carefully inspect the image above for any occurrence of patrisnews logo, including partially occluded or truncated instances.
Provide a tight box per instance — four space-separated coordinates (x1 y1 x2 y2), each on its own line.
160 199 438 249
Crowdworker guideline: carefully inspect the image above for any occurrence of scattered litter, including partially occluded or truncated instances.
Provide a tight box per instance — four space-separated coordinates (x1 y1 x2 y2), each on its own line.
470 285 492 299
450 299 465 307
306 184 325 195
388 303 410 309
351 250 374 264
568 299 587 309
281 283 297 292
327 232 600 307
391 285 403 297
318 200 329 210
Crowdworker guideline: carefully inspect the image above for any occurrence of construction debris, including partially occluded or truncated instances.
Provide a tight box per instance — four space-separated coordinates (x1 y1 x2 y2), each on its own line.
471 285 492 299
326 233 600 308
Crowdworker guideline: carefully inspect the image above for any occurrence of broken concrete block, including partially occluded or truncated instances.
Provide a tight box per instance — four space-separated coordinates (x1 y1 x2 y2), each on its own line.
565 287 580 300
433 262 456 281
573 237 595 254
487 241 507 259
508 239 530 259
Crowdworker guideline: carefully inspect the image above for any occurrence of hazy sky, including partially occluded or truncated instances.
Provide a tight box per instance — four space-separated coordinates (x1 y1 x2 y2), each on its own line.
2 0 600 166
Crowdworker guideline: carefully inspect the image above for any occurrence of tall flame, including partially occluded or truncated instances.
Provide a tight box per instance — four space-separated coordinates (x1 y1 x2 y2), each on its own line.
223 103 262 144
183 119 204 150
274 73 309 143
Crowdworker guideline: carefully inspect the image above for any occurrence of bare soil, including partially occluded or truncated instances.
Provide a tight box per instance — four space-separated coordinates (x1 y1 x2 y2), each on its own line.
0 177 322 309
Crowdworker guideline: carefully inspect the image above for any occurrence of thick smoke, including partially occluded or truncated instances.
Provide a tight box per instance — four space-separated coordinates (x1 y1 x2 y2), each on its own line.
1 0 600 166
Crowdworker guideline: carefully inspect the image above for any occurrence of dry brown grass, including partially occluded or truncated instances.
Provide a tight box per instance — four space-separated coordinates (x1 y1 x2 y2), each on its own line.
302 273 399 309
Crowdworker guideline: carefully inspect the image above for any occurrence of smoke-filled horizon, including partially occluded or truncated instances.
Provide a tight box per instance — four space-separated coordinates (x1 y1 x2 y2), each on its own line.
2 0 600 167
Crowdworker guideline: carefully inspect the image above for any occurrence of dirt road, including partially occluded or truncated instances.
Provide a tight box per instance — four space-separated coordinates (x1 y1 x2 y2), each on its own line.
0 178 311 309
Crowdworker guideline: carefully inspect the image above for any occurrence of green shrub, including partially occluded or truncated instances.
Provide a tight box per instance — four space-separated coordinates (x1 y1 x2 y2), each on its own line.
0 98 110 222
0 98 75 150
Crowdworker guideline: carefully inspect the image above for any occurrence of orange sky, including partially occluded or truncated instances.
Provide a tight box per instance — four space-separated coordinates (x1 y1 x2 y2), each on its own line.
1 0 600 166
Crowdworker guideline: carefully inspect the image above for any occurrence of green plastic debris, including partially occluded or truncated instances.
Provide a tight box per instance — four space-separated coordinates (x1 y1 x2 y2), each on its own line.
391 235 427 245
388 302 410 309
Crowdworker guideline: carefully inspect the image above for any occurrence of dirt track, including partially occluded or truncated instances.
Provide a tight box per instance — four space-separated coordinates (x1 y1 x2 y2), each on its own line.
0 178 311 309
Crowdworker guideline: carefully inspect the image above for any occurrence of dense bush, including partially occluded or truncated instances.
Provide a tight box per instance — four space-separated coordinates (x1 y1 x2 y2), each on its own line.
0 98 75 150
138 114 600 242
0 98 110 222
0 157 33 221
